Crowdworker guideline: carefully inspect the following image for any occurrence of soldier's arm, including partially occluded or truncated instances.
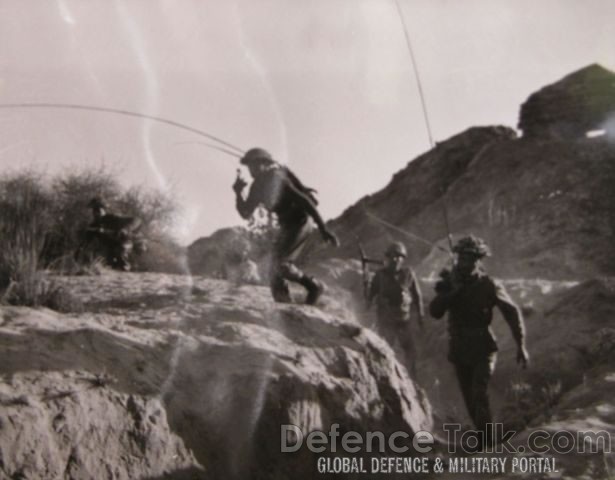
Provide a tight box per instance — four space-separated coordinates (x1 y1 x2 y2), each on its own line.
235 183 260 220
494 281 529 367
429 294 449 319
282 179 339 246
429 269 456 319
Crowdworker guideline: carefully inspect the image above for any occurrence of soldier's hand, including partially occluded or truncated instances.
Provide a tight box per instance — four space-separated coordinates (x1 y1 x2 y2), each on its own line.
232 174 247 195
435 269 453 294
517 345 530 369
321 229 339 247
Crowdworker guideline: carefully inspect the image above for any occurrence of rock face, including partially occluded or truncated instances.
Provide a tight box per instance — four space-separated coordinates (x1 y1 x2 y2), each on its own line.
320 123 615 280
0 272 432 479
191 67 615 280
0 369 200 480
187 227 253 278
519 64 615 139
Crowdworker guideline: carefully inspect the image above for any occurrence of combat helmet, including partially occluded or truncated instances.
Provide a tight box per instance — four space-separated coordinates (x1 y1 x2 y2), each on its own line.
452 235 491 258
240 147 274 167
385 241 407 258
87 197 106 210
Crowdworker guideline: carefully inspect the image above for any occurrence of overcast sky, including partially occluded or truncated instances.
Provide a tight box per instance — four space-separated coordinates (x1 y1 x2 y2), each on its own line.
1 0 613 243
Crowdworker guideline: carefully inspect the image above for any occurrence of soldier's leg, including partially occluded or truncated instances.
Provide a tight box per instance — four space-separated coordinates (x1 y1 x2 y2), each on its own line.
470 353 497 447
270 274 292 303
453 362 475 424
267 255 292 302
118 240 133 271
399 332 417 379
277 261 324 305
107 241 130 271
275 221 324 305
99 239 117 268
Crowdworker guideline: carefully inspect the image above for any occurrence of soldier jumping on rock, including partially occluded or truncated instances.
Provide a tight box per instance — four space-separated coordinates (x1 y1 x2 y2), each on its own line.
233 148 339 304
367 241 424 377
429 235 529 449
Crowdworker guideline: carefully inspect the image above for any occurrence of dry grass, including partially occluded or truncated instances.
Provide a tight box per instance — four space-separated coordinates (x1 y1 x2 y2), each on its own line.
0 173 82 312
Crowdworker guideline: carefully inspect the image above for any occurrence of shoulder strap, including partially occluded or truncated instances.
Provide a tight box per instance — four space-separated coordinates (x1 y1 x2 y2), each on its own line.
279 165 319 206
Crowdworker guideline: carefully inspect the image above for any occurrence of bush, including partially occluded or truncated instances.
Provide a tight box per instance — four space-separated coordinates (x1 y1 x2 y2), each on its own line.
42 167 179 269
0 168 182 309
0 172 48 287
0 172 82 311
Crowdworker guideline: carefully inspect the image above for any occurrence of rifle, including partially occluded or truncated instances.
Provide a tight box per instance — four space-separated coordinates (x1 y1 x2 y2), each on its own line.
357 240 383 305
440 188 456 263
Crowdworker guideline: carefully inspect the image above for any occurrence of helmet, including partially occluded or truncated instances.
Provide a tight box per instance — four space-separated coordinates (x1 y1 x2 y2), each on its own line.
240 147 274 166
385 241 407 258
453 235 491 258
88 197 106 210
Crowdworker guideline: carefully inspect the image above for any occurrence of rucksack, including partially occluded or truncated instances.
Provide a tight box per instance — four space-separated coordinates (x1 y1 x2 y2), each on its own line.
279 165 319 206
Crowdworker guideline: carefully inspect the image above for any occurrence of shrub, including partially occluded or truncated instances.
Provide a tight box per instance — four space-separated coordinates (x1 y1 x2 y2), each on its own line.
42 167 179 270
0 167 182 309
0 172 82 311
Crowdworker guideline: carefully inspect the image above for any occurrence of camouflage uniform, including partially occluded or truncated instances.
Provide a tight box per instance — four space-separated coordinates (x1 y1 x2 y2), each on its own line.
234 148 338 304
368 242 424 376
429 236 528 445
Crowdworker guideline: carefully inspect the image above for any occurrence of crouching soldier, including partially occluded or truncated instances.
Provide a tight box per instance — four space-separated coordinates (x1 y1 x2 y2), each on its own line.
429 236 529 448
76 198 142 271
368 241 424 377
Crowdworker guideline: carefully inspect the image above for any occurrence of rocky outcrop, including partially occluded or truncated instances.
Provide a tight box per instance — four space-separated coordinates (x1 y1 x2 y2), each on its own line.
187 226 253 277
0 369 201 479
320 122 615 280
518 64 615 139
0 272 432 479
187 226 266 284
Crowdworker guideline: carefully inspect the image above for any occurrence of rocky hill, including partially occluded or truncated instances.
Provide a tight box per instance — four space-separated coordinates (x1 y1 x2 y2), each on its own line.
2 271 614 479
189 68 615 282
321 65 615 281
0 272 432 479
519 64 615 139
4 65 615 480
324 99 614 280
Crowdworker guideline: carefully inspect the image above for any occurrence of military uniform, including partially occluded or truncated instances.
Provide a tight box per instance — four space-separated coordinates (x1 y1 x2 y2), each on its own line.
429 236 527 447
369 266 424 375
367 242 424 377
234 148 338 304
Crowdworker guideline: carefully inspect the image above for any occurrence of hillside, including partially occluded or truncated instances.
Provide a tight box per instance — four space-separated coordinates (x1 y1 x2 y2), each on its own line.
0 272 431 479
190 65 615 281
325 129 614 281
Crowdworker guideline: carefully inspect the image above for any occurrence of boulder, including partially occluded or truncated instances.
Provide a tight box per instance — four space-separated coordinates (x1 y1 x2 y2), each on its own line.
518 64 615 139
0 272 433 479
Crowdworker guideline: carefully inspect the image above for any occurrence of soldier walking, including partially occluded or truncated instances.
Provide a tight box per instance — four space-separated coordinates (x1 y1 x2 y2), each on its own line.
429 236 529 448
368 241 424 377
233 148 339 304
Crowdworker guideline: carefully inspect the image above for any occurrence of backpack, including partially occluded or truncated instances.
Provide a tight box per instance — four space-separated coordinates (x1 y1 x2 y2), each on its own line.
279 165 319 206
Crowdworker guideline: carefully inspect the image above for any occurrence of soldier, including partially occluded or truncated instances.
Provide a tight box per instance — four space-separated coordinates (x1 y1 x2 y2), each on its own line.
78 198 141 271
233 148 339 304
429 236 529 448
367 241 424 376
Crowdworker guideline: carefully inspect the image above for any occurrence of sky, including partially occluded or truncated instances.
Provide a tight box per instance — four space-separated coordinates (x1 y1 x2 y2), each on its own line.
0 0 614 243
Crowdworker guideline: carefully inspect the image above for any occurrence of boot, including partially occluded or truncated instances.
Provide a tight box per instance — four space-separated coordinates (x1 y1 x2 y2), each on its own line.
271 276 292 303
300 276 325 305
